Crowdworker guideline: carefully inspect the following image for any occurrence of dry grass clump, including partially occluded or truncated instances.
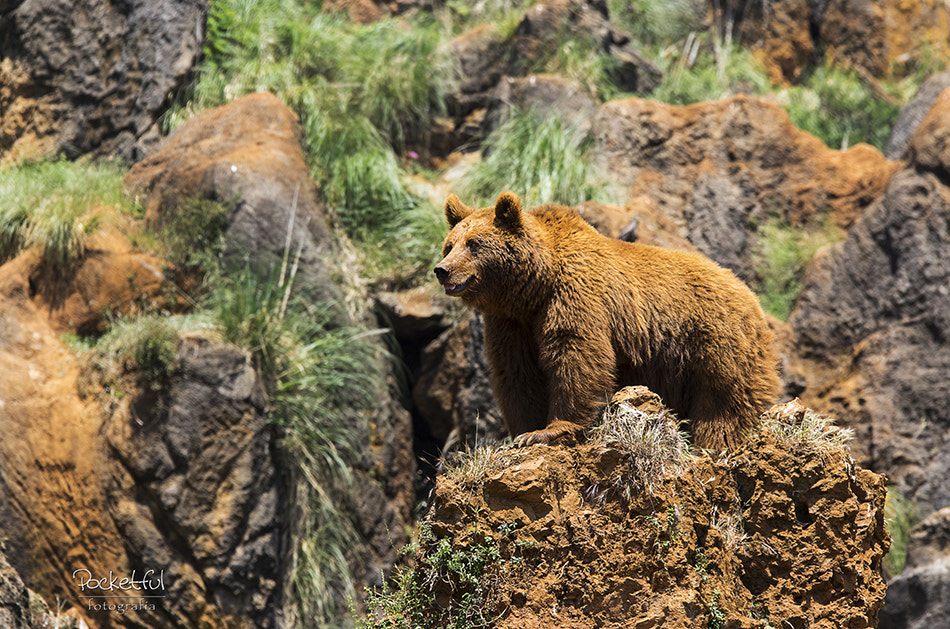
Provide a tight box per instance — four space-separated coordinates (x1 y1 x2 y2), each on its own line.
592 387 694 495
442 442 531 489
758 399 854 454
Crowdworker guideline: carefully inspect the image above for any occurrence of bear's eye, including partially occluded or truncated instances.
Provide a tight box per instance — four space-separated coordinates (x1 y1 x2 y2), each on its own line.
467 239 481 255
442 242 453 256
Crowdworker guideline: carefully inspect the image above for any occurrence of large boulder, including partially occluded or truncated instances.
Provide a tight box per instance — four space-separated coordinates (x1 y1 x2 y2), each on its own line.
0 0 208 162
125 92 340 306
591 95 897 280
101 335 284 628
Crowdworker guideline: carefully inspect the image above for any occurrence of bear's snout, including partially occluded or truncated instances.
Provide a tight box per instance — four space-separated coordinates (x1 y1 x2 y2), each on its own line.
434 266 450 283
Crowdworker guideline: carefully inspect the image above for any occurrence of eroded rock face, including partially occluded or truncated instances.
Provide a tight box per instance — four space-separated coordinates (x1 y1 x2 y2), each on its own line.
788 143 950 514
591 95 897 279
103 336 283 628
125 92 340 305
731 0 950 83
415 398 889 627
0 249 283 628
0 0 208 162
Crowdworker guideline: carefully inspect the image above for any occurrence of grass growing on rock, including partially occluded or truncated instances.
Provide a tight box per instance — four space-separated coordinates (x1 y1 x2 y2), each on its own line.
592 392 694 496
457 109 611 209
0 159 136 274
750 214 840 321
207 259 381 624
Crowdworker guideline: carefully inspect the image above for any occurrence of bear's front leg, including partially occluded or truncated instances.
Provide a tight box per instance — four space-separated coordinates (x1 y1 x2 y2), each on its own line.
513 329 617 447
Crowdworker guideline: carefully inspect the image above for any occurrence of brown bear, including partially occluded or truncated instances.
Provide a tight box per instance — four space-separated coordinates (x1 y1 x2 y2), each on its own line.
434 191 780 450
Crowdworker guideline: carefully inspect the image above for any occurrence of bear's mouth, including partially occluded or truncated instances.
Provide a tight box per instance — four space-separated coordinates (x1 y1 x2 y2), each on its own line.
443 279 470 295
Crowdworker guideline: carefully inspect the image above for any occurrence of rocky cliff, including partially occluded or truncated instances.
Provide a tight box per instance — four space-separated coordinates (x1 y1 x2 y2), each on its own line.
2 0 950 627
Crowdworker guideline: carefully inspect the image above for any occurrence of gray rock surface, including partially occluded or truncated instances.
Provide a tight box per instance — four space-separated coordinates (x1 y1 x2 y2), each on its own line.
880 507 950 629
0 0 208 161
104 336 283 627
788 167 950 512
125 92 340 306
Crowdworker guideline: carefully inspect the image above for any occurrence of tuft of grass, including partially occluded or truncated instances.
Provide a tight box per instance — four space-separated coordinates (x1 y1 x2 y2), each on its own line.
750 214 840 321
777 64 902 151
441 442 529 489
758 405 854 454
650 35 771 105
150 195 232 270
883 487 919 577
0 159 137 274
608 0 704 48
206 258 381 624
458 108 611 209
78 315 203 409
592 394 693 496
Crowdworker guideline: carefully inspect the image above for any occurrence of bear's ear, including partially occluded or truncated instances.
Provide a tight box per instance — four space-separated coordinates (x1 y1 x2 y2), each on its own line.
445 194 473 227
493 191 523 231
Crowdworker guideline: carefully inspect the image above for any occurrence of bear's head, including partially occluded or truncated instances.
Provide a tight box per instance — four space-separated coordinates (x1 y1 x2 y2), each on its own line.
434 191 541 315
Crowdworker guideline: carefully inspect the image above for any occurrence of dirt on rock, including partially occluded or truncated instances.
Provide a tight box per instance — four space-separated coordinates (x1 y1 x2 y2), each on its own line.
400 394 889 629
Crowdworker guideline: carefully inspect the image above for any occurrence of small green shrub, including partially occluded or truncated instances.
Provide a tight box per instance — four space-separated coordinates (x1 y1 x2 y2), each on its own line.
153 196 232 270
750 215 840 321
359 524 505 629
458 109 610 209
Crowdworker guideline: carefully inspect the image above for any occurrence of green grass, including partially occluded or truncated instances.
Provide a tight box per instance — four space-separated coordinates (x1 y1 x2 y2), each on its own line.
172 2 450 237
883 487 919 577
608 0 703 48
750 215 840 321
0 160 137 274
207 258 380 624
650 37 772 105
778 65 902 151
457 108 612 209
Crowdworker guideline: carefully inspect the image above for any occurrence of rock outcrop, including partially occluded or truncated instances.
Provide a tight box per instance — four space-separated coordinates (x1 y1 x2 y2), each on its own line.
0 0 208 163
732 0 950 83
383 396 889 628
125 92 340 306
787 89 950 515
0 248 284 628
591 95 897 280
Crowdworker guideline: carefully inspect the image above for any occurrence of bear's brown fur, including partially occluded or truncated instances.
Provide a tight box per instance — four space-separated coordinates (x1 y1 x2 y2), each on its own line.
434 191 780 450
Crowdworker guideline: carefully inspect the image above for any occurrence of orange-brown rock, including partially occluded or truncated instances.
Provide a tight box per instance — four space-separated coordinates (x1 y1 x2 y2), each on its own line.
409 398 889 628
733 0 950 82
30 221 173 335
0 250 285 628
592 95 899 278
126 91 339 304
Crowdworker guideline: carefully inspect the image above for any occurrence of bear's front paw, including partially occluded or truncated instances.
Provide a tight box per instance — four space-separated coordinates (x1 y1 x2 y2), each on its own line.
513 420 584 447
